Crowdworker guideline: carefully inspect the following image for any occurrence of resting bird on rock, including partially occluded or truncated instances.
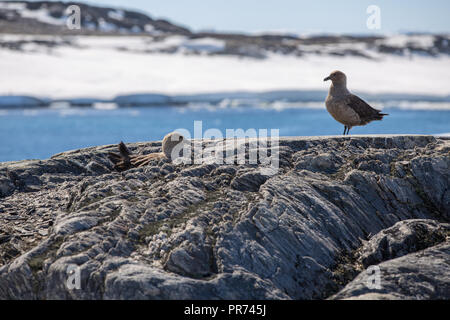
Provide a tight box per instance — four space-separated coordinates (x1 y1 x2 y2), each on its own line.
324 70 388 135
108 132 184 171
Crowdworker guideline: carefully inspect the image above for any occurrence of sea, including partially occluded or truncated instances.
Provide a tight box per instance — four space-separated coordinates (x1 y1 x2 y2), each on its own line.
0 102 449 162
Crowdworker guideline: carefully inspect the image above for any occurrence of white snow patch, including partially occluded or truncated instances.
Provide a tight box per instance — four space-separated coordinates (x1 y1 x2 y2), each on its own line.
97 18 117 32
181 38 226 53
49 101 71 109
434 132 450 137
93 102 118 110
131 25 141 33
0 2 26 10
107 10 125 21
21 8 66 26
149 35 187 50
379 35 435 49
0 35 449 99
75 36 150 51
144 24 155 33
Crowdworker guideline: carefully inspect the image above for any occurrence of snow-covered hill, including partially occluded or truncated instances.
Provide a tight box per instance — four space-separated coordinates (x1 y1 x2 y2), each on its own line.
1 1 449 59
0 1 191 35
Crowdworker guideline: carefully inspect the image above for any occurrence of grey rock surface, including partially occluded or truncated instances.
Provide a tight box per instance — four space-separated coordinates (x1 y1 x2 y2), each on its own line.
331 240 450 300
0 135 449 299
356 219 449 268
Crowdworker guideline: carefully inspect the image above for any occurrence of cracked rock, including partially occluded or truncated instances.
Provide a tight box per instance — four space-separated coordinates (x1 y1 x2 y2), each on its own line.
0 135 448 299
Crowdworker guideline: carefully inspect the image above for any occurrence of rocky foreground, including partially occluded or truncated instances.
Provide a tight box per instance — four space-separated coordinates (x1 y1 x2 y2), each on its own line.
0 135 449 299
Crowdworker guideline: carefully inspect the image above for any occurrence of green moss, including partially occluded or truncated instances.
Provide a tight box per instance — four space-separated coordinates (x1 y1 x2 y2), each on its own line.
205 226 219 273
126 196 140 203
325 248 362 299
109 207 121 219
389 163 397 176
137 190 223 244
27 237 64 274
138 221 167 243
27 237 64 296
28 256 46 273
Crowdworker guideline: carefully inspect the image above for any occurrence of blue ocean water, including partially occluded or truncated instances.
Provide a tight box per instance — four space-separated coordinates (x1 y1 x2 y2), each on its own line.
0 105 449 162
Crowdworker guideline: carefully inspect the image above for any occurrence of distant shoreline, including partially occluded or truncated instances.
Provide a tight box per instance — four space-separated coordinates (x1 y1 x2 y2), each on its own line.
1 90 450 109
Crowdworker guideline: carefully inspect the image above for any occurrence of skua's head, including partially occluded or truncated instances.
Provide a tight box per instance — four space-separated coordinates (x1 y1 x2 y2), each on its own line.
162 132 185 160
324 70 347 85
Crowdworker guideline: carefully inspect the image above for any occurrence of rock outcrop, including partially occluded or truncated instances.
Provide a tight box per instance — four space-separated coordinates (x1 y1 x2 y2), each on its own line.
0 135 448 299
331 224 450 299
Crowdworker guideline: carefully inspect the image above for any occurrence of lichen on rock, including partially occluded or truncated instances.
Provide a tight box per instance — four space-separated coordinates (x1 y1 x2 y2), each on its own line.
0 135 448 299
